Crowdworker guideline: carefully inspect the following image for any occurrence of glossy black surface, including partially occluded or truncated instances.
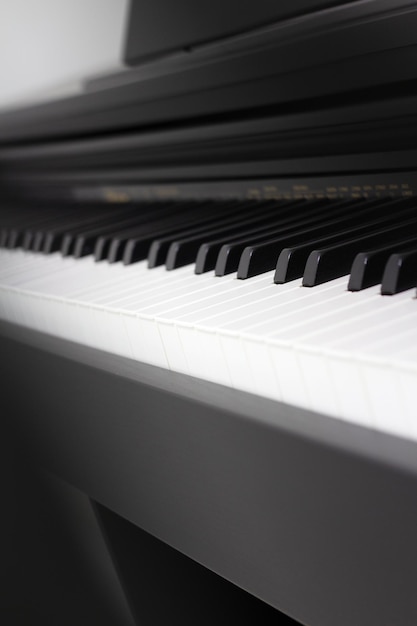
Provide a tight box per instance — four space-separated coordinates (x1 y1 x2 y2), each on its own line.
303 214 417 287
348 236 417 291
381 248 417 295
1 1 417 145
125 0 347 64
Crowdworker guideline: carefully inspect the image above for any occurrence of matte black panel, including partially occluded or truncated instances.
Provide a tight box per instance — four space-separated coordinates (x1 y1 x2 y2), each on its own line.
2 322 417 626
0 434 134 626
94 503 298 625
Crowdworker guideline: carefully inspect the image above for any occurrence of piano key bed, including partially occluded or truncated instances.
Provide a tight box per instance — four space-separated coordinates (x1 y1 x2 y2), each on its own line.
1 197 416 443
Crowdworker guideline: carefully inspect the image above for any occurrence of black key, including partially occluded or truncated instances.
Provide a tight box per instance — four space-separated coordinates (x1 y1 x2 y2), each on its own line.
125 201 245 265
142 200 280 268
0 229 8 247
41 208 114 253
194 200 319 274
21 207 82 251
23 230 38 250
302 217 417 287
0 203 72 248
163 201 304 270
215 198 366 276
1 226 16 248
8 202 113 253
237 198 410 280
8 222 47 249
0 207 20 247
6 227 23 249
44 228 75 254
156 203 308 273
348 235 417 291
109 200 254 265
1 207 47 249
61 203 157 256
275 245 314 284
72 208 162 258
272 197 417 283
57 206 138 255
9 217 50 249
0 228 12 247
381 248 417 295
164 222 259 269
33 231 47 252
275 208 417 285
105 201 229 263
8 205 77 250
94 201 208 261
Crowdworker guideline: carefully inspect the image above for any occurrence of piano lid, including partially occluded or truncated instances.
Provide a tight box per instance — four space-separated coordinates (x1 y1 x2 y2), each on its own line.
0 0 416 145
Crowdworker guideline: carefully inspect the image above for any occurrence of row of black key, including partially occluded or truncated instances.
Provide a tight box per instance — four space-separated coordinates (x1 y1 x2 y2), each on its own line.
1 197 417 295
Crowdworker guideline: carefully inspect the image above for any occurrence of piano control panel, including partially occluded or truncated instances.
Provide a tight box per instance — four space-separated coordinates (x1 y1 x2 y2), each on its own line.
75 175 417 204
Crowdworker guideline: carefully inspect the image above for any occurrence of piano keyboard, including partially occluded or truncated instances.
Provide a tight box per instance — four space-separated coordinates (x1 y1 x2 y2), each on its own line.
1 198 417 443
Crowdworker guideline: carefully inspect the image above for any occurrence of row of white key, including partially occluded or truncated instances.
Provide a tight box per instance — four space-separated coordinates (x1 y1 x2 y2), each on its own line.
0 249 416 442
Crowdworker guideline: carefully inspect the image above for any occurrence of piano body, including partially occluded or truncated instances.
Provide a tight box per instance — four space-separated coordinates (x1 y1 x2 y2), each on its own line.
1 1 417 624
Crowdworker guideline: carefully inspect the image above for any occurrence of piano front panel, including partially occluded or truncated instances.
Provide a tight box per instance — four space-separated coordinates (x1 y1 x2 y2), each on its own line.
2 314 417 626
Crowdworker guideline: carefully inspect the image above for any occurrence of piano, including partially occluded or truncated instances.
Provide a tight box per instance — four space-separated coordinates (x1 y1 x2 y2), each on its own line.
1 1 417 624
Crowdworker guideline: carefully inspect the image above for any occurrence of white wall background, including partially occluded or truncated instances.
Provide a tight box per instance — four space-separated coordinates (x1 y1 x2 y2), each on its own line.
0 0 129 108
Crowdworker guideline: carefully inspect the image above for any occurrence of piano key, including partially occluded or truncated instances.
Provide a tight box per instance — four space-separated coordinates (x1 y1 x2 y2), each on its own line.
176 276 346 403
278 289 416 371
159 200 295 271
192 198 323 271
274 209 410 284
111 200 246 265
0 204 65 249
146 200 278 269
145 279 344 398
319 306 417 436
381 248 417 295
240 198 416 281
294 290 415 410
0 229 8 247
127 200 263 266
98 200 209 262
263 297 414 428
7 207 63 249
214 198 361 276
42 204 131 254
23 207 80 251
3 203 102 251
165 211 284 270
302 217 417 287
194 199 323 274
348 235 417 291
59 203 159 257
24 206 92 252
72 206 163 258
60 210 138 256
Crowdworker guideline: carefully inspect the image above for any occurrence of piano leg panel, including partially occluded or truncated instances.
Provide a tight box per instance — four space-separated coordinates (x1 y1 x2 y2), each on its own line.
2 323 417 626
93 501 297 625
0 437 134 626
